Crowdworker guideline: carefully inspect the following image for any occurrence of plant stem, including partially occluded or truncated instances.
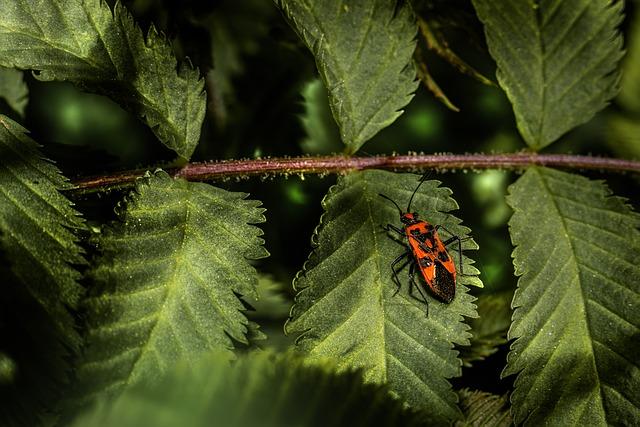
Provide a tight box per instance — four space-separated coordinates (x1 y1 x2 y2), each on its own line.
73 153 640 192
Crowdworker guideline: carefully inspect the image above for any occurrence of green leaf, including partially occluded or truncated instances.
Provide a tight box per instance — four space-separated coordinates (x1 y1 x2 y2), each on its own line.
286 170 481 425
0 115 86 349
72 170 268 404
71 351 425 427
299 79 342 155
275 0 419 154
472 0 624 150
0 67 28 118
0 0 205 159
506 167 640 425
456 389 512 427
460 291 511 368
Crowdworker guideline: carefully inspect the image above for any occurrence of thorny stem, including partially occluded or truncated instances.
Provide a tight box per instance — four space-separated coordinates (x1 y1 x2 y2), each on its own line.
73 153 640 192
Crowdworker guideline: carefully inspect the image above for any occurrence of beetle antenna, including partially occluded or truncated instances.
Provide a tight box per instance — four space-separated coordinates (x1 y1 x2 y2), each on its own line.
407 174 429 212
379 193 403 215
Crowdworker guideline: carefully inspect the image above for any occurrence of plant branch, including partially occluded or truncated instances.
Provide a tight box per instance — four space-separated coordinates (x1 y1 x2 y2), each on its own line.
73 153 640 192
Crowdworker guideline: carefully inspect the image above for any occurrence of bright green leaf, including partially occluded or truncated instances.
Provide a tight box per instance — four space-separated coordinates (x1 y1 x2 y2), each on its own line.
286 170 481 425
0 0 206 159
71 351 424 427
460 291 511 368
71 170 268 405
0 67 28 118
275 0 419 154
472 0 624 150
0 115 86 349
506 167 640 425
456 389 512 427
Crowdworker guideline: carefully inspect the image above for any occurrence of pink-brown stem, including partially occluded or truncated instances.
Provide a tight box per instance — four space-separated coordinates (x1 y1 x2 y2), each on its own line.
73 153 640 192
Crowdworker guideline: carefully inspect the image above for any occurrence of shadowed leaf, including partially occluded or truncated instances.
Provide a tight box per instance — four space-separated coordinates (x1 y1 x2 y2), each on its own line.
506 167 640 425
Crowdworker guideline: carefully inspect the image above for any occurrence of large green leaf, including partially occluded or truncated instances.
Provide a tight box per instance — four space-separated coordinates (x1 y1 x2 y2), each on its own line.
0 67 28 118
0 0 205 159
275 0 419 154
0 115 86 349
506 167 640 425
472 0 623 150
71 170 268 405
286 170 481 425
71 351 424 427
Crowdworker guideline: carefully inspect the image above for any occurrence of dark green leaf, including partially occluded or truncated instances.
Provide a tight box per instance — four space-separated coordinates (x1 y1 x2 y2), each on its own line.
0 0 206 159
275 0 419 154
287 170 481 425
0 115 86 349
506 167 640 425
472 0 623 149
71 170 268 405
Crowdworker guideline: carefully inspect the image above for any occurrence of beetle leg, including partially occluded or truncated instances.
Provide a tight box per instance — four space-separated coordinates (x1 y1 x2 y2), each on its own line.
438 226 471 276
408 262 429 316
383 223 404 235
442 235 464 275
390 252 410 296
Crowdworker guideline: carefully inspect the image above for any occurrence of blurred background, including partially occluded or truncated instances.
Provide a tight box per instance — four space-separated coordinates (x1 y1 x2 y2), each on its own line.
2 0 638 396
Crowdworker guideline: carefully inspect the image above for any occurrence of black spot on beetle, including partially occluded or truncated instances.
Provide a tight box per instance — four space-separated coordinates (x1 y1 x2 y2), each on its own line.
437 251 449 262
